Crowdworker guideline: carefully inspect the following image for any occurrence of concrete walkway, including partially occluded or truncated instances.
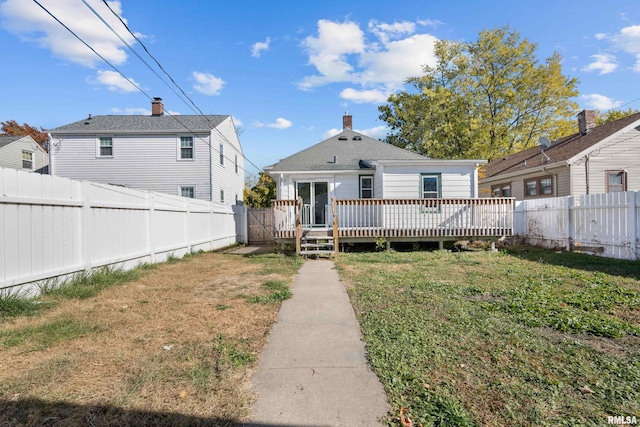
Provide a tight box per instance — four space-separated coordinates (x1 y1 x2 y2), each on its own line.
249 260 389 427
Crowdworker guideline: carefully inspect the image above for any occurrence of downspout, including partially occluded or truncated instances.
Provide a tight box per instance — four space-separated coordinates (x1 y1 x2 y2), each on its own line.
585 156 590 195
209 133 213 201
47 133 53 175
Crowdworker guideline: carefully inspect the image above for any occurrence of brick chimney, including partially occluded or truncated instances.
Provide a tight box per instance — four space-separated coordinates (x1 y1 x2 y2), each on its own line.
577 109 596 135
343 111 352 130
151 97 164 116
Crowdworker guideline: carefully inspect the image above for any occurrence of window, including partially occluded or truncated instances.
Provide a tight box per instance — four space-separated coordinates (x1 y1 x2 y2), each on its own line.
525 176 553 198
220 189 225 203
607 171 626 192
21 150 33 170
235 154 238 173
180 186 195 198
491 184 511 197
99 137 113 157
360 175 373 199
180 136 193 159
219 144 224 165
421 174 441 199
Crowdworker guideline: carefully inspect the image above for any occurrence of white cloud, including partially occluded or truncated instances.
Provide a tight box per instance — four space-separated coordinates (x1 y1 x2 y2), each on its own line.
612 25 640 71
417 19 444 28
322 125 388 140
581 94 623 110
267 118 293 129
340 88 388 103
251 37 271 58
297 19 439 104
581 53 618 74
0 0 137 67
93 70 139 92
192 71 226 95
594 33 607 40
111 107 149 115
232 116 243 126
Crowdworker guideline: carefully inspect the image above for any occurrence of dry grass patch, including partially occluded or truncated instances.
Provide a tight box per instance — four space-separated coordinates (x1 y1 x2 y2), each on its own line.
0 251 301 426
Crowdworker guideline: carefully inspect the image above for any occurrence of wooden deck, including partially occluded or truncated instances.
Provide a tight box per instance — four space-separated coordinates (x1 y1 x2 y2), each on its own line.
272 198 514 254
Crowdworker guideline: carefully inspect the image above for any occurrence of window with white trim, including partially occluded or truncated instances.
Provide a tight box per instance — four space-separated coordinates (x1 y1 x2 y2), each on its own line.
360 175 373 198
235 154 238 173
180 186 195 198
180 136 194 159
21 150 33 170
220 189 225 203
607 171 626 192
220 144 224 165
99 137 113 157
421 174 441 199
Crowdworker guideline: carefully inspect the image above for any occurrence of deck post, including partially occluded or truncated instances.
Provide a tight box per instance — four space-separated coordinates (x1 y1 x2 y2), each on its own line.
332 198 339 258
295 197 302 255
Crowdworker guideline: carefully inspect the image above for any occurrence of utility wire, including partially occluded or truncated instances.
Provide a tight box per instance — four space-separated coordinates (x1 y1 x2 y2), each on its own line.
97 0 265 175
32 0 262 177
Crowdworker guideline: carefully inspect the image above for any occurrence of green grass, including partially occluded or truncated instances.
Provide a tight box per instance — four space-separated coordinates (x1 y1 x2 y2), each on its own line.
40 266 141 300
337 248 640 426
1 317 103 349
248 280 292 304
0 291 46 319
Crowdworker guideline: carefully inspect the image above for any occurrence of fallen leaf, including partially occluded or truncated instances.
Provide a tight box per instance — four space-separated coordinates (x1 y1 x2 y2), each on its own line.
178 390 188 399
400 407 413 427
578 385 594 394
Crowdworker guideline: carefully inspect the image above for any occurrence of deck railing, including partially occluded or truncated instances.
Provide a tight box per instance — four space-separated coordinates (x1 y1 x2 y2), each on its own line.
273 198 514 239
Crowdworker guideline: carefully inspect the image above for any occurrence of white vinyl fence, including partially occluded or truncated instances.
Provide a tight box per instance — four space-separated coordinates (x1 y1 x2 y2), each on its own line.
1 167 247 294
514 191 640 260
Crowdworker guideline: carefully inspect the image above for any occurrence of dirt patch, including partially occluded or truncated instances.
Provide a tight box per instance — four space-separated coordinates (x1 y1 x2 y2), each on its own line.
0 252 298 425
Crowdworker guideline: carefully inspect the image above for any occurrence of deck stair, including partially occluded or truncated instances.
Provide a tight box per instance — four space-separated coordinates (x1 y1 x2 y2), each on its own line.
300 230 334 256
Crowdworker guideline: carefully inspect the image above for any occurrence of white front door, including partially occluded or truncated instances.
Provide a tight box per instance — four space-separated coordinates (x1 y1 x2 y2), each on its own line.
296 181 328 226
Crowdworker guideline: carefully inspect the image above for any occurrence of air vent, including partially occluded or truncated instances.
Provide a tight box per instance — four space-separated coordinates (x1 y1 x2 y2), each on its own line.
352 136 362 140
338 136 348 140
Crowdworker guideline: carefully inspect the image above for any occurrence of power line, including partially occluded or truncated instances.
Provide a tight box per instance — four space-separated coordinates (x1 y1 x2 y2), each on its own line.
32 0 263 177
96 0 266 175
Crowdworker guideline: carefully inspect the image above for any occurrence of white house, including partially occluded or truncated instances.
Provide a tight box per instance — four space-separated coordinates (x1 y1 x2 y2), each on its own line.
0 135 49 174
264 113 486 227
48 98 244 204
480 110 640 200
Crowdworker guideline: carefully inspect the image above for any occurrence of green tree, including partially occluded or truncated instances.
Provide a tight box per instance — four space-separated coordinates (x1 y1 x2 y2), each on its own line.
1 120 48 150
379 26 579 161
243 172 276 208
595 108 640 125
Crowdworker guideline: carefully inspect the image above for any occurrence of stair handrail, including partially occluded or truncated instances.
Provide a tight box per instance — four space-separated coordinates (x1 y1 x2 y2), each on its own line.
295 197 302 255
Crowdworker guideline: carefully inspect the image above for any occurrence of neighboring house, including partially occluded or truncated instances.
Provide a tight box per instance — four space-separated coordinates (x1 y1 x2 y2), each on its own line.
0 135 49 174
264 113 486 227
49 98 244 204
480 110 640 200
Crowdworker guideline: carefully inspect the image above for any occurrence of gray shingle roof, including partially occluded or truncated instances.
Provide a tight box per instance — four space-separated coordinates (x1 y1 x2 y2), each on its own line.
266 129 428 172
49 114 229 134
483 112 640 179
0 135 22 149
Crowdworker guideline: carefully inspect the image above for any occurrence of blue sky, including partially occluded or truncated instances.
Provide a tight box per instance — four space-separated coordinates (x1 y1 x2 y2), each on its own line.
1 0 639 179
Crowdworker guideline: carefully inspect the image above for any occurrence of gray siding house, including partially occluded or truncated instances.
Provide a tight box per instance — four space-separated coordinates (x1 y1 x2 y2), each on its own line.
49 98 244 204
480 110 640 200
0 135 49 174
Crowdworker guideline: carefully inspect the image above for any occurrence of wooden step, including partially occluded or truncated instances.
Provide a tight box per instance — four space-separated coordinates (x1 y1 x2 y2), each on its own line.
300 250 334 256
301 242 334 248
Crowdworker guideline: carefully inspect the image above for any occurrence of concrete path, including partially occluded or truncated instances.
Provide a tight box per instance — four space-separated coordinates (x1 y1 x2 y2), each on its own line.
249 260 389 427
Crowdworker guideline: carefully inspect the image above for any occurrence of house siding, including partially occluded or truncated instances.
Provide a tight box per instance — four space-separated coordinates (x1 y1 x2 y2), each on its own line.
575 126 640 194
210 117 244 204
481 165 570 200
0 137 48 172
382 165 476 198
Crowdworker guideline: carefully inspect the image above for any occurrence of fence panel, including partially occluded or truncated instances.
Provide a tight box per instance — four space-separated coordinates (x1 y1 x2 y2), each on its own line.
0 167 245 294
514 191 639 260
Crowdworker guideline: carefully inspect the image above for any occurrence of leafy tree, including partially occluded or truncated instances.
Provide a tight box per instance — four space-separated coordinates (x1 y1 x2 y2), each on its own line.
379 26 579 161
243 172 276 208
595 108 640 126
1 120 48 150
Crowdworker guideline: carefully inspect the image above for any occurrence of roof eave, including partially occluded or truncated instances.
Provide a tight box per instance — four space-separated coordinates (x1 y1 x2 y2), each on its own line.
566 118 640 164
481 161 570 183
49 129 215 135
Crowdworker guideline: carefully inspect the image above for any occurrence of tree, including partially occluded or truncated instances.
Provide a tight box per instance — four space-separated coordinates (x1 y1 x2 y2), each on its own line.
379 27 579 161
1 120 48 151
595 108 640 126
243 172 276 208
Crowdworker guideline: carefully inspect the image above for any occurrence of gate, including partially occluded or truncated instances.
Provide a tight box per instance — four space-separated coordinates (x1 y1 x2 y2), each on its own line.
248 208 275 245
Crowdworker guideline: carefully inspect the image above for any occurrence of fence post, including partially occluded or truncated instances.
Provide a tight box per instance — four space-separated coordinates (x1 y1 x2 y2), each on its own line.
566 196 574 252
148 192 155 263
82 181 92 272
630 191 638 260
185 198 191 254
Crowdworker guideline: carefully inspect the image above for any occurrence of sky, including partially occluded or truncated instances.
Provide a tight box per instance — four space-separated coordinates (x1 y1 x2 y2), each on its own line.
1 0 640 179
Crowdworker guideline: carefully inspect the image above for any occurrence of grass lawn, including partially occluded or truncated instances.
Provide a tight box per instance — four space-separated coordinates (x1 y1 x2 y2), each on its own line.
337 247 640 427
0 250 301 426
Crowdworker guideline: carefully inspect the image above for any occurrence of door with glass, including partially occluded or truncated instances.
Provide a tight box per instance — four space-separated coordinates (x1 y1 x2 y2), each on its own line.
296 182 328 227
